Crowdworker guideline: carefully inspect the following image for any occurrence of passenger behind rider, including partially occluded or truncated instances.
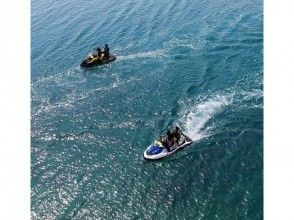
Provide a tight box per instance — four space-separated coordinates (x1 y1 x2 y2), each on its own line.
96 47 102 58
104 44 110 59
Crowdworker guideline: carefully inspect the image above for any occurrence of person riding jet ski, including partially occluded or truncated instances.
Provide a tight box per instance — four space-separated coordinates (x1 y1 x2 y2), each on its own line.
160 129 176 152
104 44 110 59
94 45 108 60
80 44 116 68
171 126 181 144
157 126 186 152
96 47 102 58
166 130 174 152
143 127 193 160
164 127 182 151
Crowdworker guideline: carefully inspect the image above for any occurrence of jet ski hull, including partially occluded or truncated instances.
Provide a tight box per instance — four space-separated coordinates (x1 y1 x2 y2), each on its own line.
143 134 193 160
80 54 116 68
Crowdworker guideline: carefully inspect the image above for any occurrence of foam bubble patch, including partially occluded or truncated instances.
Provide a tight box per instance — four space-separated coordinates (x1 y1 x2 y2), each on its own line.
179 94 233 141
116 49 166 61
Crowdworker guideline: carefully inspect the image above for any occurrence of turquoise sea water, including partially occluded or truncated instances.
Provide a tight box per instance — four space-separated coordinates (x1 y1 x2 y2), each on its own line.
31 0 263 219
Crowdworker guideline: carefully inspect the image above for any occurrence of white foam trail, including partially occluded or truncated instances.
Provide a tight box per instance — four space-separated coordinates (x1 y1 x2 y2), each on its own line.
179 94 233 141
116 49 166 61
115 38 199 62
164 38 199 51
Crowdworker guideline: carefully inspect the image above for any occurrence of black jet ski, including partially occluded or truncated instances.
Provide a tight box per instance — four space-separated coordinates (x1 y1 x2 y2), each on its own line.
80 52 116 68
143 131 193 160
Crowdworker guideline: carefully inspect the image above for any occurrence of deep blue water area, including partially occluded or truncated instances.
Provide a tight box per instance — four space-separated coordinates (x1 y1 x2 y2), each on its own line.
31 0 263 219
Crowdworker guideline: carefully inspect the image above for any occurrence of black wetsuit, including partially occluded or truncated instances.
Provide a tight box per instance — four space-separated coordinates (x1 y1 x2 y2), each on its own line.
161 138 171 152
166 134 174 152
171 130 181 144
104 46 109 59
97 49 102 57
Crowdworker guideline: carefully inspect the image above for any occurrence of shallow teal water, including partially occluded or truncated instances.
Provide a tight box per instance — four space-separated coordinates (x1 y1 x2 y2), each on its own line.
31 0 263 219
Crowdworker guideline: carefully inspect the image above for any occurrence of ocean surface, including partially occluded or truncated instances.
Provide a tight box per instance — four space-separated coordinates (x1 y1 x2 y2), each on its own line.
31 0 263 219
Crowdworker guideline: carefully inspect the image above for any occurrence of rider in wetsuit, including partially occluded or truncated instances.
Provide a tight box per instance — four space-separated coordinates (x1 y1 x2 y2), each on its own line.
165 130 174 152
170 126 181 146
104 44 110 59
96 47 102 58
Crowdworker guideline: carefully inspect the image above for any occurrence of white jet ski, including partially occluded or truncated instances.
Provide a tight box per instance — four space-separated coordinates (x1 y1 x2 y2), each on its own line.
143 132 193 160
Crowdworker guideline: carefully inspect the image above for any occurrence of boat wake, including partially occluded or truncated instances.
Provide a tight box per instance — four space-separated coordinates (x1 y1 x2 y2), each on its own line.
178 93 233 142
116 49 166 61
116 38 198 62
178 90 262 143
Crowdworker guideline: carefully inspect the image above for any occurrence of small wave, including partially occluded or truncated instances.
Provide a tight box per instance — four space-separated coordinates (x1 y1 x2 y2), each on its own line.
240 38 263 45
240 89 263 101
31 70 142 120
237 89 263 109
178 94 233 141
164 38 199 51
